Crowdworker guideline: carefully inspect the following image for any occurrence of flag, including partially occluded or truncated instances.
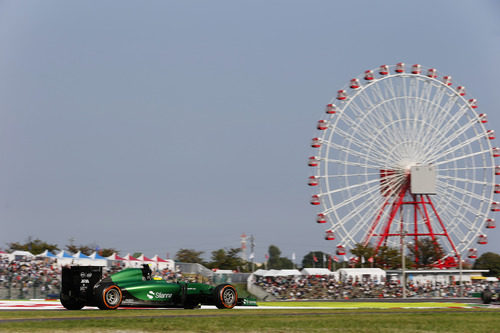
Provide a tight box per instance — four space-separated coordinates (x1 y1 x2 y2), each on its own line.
343 255 348 262
292 252 296 261
333 255 339 263
249 252 255 260
313 254 318 262
361 256 365 264
368 257 374 263
323 254 326 263
265 254 269 261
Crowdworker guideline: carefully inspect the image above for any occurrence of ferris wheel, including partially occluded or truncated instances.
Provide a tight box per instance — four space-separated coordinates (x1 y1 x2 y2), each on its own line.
308 63 498 264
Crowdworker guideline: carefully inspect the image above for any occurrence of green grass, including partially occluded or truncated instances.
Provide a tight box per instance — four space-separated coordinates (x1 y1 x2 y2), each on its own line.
0 308 500 332
259 301 480 308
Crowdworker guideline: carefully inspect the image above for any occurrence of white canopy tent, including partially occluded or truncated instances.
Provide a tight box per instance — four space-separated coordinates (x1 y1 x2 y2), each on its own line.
275 269 302 276
301 268 336 276
337 268 386 283
8 250 35 262
152 255 175 271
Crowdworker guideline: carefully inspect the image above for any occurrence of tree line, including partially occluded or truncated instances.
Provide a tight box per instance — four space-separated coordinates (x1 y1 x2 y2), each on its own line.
4 237 500 276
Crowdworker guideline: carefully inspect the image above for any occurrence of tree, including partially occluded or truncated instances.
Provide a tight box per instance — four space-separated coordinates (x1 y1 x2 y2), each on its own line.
8 237 59 255
208 248 247 271
98 248 118 258
65 244 94 256
267 245 294 269
302 251 329 268
350 243 376 267
407 238 444 268
175 248 205 264
374 245 403 270
268 245 282 268
473 252 500 277
65 238 114 256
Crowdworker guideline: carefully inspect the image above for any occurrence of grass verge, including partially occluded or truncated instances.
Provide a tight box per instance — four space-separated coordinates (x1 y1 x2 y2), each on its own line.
0 308 499 332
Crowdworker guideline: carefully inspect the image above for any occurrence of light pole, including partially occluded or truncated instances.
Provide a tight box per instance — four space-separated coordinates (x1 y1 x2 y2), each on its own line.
459 253 463 297
401 230 407 299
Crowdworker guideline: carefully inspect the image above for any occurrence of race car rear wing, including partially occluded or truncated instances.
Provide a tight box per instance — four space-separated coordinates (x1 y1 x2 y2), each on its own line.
61 266 102 305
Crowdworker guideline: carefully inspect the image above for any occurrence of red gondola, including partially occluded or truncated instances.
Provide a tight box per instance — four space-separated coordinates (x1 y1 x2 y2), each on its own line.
336 245 346 255
411 64 421 74
456 86 466 96
350 78 360 89
317 120 328 130
310 195 321 206
477 234 488 245
488 130 496 140
308 156 319 167
308 176 319 186
442 76 452 86
491 201 500 211
311 138 321 148
479 113 488 123
486 218 496 229
395 62 405 73
325 104 337 114
468 99 478 109
325 230 335 240
495 166 500 175
379 65 389 75
495 185 500 194
427 68 438 78
493 148 500 158
337 90 347 100
364 70 374 81
316 213 326 224
467 248 478 259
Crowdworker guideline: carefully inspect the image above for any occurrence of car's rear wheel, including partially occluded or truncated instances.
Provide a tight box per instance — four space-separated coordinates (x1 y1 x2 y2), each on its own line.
214 284 237 309
97 285 122 310
60 292 85 310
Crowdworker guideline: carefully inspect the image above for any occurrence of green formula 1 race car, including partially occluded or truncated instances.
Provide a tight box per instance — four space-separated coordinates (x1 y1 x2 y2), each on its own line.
60 265 254 310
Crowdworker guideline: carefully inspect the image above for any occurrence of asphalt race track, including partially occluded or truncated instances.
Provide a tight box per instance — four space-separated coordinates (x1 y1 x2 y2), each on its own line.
0 299 496 310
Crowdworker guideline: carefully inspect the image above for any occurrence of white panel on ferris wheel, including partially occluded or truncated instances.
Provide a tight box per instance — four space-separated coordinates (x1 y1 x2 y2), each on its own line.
410 165 436 195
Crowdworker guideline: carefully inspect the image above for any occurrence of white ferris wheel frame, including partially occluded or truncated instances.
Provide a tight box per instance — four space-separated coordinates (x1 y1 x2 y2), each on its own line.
309 63 497 261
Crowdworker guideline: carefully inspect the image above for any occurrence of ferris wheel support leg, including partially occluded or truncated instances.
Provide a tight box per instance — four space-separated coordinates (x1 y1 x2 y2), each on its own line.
418 196 439 244
426 195 459 257
363 199 391 247
374 184 408 253
413 198 419 266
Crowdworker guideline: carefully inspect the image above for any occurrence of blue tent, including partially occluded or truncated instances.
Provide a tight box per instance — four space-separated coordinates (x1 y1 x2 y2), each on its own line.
73 251 90 259
57 250 74 258
90 251 106 260
42 250 57 258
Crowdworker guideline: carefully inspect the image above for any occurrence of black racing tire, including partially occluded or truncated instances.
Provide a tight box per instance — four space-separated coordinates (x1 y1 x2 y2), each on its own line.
60 293 85 310
214 284 238 309
96 284 123 310
482 290 493 304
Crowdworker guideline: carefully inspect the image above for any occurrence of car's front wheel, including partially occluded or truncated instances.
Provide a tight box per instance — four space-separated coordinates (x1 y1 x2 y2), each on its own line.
214 284 238 309
96 285 122 310
482 289 493 304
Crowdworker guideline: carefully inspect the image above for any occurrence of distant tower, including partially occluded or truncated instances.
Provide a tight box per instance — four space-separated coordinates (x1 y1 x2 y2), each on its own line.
240 233 247 261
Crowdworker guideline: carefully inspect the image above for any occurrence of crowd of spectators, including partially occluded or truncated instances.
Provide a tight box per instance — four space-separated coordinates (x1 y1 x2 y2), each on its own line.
0 257 62 299
252 274 496 300
1 255 496 300
0 256 187 299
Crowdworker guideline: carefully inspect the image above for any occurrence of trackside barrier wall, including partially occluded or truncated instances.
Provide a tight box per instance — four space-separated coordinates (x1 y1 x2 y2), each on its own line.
247 274 277 301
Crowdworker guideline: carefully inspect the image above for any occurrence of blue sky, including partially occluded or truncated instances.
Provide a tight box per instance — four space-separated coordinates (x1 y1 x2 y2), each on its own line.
1 1 500 262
